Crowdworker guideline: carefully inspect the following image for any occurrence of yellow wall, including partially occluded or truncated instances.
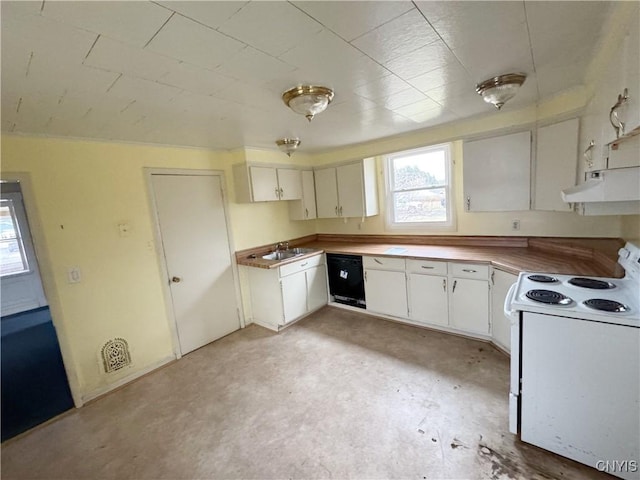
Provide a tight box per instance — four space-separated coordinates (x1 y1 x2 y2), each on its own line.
311 91 623 239
0 136 314 403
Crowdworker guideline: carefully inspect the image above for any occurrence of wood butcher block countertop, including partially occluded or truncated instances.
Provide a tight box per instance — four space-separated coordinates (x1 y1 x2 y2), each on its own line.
236 234 625 278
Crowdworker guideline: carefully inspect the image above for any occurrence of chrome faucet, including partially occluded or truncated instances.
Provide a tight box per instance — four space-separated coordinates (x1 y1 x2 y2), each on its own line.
275 241 289 252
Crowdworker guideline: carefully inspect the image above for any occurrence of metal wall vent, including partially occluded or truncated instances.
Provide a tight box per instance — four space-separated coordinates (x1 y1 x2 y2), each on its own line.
101 338 131 373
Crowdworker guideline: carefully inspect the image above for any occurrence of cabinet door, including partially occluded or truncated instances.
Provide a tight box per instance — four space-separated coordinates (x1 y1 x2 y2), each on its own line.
306 264 328 312
277 168 302 200
315 167 339 218
449 278 489 334
250 166 279 202
463 131 531 211
365 269 407 318
281 271 308 324
337 162 364 217
534 118 578 212
408 274 448 326
490 269 517 352
289 170 317 220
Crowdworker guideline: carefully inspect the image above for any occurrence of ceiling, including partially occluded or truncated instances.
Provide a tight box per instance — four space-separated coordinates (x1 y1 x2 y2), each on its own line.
1 1 614 153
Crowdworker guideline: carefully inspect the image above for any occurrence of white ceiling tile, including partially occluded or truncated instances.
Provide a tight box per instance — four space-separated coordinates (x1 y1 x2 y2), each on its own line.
85 36 181 81
214 81 284 113
42 1 172 48
0 1 41 18
526 1 612 70
326 95 379 116
216 47 297 84
158 63 235 96
385 41 460 80
218 2 324 57
2 13 98 64
428 2 527 51
146 14 246 70
106 76 182 105
408 63 472 94
377 87 429 110
536 62 589 98
351 8 440 64
292 1 414 42
392 98 441 118
155 1 248 29
353 75 413 102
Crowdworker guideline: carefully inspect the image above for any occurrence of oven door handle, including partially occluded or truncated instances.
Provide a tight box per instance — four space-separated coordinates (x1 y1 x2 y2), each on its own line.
503 282 518 320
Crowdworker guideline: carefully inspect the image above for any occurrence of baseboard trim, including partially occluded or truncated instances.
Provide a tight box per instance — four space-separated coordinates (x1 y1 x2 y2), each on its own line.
81 355 176 405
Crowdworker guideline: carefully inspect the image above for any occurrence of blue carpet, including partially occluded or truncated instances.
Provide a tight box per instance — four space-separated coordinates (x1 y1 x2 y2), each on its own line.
1 307 74 441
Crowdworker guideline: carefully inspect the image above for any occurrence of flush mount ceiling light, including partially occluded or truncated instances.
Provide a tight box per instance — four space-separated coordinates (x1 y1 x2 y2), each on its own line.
475 73 527 110
282 85 334 122
276 138 301 157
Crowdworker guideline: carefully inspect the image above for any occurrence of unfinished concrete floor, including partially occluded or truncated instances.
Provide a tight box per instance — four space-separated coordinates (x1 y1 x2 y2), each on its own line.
2 307 610 480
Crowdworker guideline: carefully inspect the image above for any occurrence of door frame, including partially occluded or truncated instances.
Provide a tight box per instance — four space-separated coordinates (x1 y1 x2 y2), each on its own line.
144 168 244 358
0 172 82 407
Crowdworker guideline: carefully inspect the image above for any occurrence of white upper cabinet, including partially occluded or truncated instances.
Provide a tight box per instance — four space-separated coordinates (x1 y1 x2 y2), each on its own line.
233 164 302 203
314 158 378 218
534 118 579 212
463 131 531 212
289 169 317 220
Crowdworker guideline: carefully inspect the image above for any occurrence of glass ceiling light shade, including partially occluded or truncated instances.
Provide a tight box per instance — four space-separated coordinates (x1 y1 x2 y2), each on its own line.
475 73 527 110
276 138 301 157
282 85 334 121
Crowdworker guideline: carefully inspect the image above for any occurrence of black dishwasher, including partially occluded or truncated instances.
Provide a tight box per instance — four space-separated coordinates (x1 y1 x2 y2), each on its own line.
326 254 366 309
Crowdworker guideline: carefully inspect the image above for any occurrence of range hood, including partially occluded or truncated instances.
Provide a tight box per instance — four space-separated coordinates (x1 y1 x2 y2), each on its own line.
562 166 640 215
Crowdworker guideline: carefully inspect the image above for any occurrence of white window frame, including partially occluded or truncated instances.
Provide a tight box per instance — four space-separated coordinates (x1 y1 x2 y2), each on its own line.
0 193 32 277
384 143 455 231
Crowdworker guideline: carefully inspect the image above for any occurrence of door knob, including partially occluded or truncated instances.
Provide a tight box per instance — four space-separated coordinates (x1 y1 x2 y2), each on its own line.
171 276 182 283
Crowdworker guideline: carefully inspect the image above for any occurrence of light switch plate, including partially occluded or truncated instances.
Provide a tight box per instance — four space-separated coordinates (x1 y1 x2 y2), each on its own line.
67 267 82 283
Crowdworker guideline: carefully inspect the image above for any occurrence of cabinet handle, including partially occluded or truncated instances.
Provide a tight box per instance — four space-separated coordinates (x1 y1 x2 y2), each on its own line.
335 206 338 216
442 279 446 292
452 280 457 293
365 271 367 282
280 187 284 197
584 140 595 169
466 196 471 211
305 208 308 218
421 266 435 269
462 269 476 273
339 206 343 216
301 262 308 267
275 187 280 199
491 270 495 285
374 258 383 265
609 88 629 138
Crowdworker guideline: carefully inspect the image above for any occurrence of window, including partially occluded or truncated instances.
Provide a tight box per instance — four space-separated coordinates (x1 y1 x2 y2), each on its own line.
0 196 30 276
385 143 454 229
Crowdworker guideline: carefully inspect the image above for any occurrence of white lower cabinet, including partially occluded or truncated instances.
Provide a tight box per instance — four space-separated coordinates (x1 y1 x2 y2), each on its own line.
449 277 490 335
490 268 518 352
408 273 448 326
363 256 407 318
248 255 327 331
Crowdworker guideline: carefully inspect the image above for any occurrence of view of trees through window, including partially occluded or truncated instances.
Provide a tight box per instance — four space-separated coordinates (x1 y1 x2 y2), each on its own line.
388 145 450 224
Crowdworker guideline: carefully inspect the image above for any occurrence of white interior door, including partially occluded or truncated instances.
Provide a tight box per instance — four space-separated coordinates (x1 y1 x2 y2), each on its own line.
151 174 239 355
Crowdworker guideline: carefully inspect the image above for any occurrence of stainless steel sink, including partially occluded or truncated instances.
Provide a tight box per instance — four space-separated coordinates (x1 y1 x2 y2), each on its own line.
261 251 298 261
261 247 317 261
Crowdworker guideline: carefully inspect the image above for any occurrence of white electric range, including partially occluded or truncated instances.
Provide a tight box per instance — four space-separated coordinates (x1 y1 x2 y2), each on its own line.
504 242 640 479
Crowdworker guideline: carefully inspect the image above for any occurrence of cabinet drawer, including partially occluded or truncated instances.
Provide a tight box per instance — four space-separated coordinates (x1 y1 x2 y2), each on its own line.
363 256 405 271
279 254 324 277
450 262 489 280
406 259 447 275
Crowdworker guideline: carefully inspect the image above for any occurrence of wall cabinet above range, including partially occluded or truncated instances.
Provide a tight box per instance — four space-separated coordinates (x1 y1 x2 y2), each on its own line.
314 158 378 218
233 164 302 203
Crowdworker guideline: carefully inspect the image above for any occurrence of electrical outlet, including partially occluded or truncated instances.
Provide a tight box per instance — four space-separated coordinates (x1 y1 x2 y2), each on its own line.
511 220 521 231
